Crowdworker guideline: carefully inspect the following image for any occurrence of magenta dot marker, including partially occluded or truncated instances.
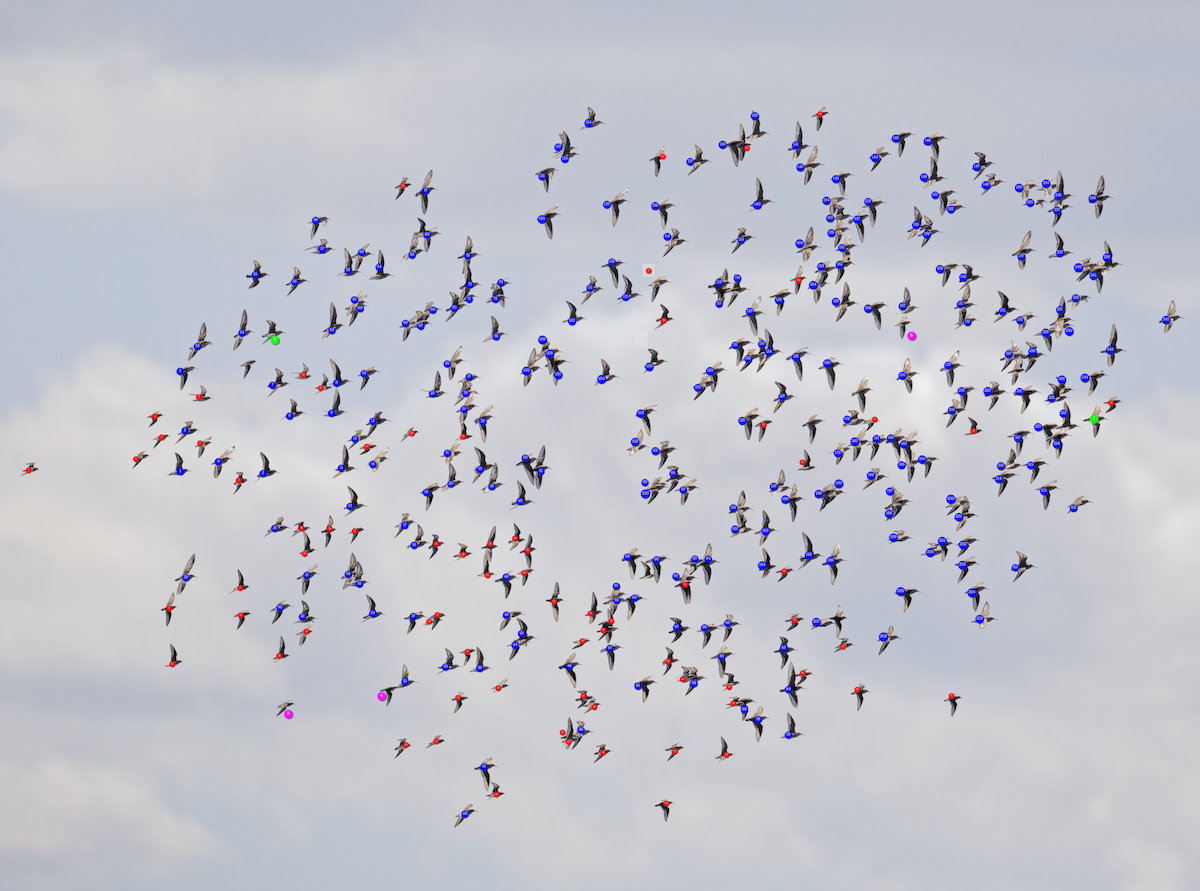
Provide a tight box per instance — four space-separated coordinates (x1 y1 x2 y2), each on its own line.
377 691 388 702
907 331 917 341
283 709 294 720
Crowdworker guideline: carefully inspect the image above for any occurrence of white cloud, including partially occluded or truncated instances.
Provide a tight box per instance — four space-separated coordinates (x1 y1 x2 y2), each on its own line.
0 51 421 195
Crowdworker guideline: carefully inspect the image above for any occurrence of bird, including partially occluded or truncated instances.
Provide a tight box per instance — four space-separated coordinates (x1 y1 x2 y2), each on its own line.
607 189 629 226
649 148 665 177
246 260 267 288
716 737 733 760
1013 551 1035 581
976 602 997 627
878 626 900 654
1012 231 1034 269
852 683 868 710
540 205 559 240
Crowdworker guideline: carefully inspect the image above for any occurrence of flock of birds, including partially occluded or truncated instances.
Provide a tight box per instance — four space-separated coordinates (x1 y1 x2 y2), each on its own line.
32 104 1178 828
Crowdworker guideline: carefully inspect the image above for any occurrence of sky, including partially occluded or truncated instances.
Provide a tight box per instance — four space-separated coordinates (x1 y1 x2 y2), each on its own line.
1 2 1198 889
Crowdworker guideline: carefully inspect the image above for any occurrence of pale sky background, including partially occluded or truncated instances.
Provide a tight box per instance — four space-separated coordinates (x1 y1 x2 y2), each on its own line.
1 2 1198 889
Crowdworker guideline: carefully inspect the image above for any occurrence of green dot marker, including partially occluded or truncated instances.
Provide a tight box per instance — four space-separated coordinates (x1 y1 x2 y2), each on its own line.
270 335 280 345
1089 414 1099 424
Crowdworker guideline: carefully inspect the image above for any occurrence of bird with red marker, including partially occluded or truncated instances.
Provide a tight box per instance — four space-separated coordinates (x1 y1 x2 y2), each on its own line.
161 593 176 626
853 683 868 710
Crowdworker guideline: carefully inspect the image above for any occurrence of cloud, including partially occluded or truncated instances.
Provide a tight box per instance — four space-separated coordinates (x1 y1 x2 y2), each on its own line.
0 51 422 196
